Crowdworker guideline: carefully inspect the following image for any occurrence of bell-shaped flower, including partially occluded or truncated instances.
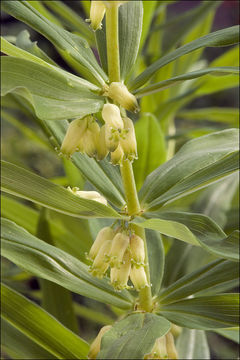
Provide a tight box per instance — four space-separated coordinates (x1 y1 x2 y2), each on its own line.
89 240 112 278
102 103 124 129
130 233 145 266
144 336 168 360
82 118 100 158
89 1 106 31
130 265 149 291
88 325 112 359
108 82 139 112
60 117 87 157
96 125 109 160
107 232 129 267
88 226 115 260
120 117 137 162
165 332 178 359
105 124 120 152
110 249 131 291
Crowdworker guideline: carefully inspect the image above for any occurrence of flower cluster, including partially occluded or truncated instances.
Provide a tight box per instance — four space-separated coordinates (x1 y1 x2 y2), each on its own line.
87 226 149 291
60 101 137 165
144 331 178 360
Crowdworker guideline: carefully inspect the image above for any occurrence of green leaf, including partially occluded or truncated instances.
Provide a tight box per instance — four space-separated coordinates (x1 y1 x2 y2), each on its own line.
135 212 239 261
215 327 239 344
98 313 171 359
1 57 104 121
139 1 157 52
1 283 89 359
157 294 239 330
1 160 121 219
159 259 239 304
2 318 55 360
118 1 143 80
43 119 125 208
1 218 133 309
133 113 167 191
2 0 107 85
178 107 239 127
135 67 239 98
130 25 239 90
176 328 210 359
139 129 239 210
146 229 165 296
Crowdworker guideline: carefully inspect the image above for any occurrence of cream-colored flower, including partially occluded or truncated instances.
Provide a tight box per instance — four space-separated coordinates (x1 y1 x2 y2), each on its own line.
102 103 124 129
60 117 87 157
89 1 106 31
88 325 112 359
68 187 107 205
108 82 139 112
130 265 149 290
120 117 137 161
88 226 115 260
130 233 145 266
107 232 130 267
110 249 131 290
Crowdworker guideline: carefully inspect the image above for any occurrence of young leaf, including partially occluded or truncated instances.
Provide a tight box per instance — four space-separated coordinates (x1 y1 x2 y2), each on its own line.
1 160 122 219
1 57 104 121
1 218 133 309
139 129 239 210
214 327 239 344
1 283 89 359
133 113 167 190
98 313 171 359
176 328 210 360
159 259 239 304
130 25 239 90
2 0 107 85
157 294 239 329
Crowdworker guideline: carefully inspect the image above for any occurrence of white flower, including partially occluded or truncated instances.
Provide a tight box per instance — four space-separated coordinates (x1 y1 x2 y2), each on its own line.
102 103 124 129
68 187 107 205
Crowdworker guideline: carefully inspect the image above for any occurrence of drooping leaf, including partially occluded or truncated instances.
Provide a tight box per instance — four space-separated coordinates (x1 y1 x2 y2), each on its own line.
2 0 107 85
134 212 239 261
1 218 133 309
159 259 239 304
176 328 210 359
135 67 239 98
133 113 167 191
214 327 240 344
1 283 89 359
139 129 239 210
1 160 121 219
98 313 171 359
157 294 239 329
130 25 239 90
1 57 104 121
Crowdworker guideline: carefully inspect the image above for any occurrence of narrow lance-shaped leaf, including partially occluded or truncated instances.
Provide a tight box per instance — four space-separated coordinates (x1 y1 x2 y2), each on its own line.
176 328 210 360
130 25 239 90
157 294 239 330
1 218 133 309
1 56 104 121
159 259 239 303
2 0 107 85
1 160 122 219
1 283 89 359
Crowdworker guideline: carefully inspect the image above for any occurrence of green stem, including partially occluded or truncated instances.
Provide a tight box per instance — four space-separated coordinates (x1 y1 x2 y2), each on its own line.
106 4 121 82
105 3 152 312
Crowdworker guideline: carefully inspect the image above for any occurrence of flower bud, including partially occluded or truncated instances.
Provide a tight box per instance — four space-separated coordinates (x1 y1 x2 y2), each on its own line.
90 240 112 278
105 124 120 152
88 325 112 359
89 1 106 31
130 234 145 266
96 125 109 160
171 324 182 338
68 187 108 206
88 227 115 260
108 82 139 112
111 144 124 165
144 336 168 360
102 104 124 129
110 249 131 290
165 332 178 359
107 232 129 267
130 265 149 291
60 118 87 157
120 117 137 162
